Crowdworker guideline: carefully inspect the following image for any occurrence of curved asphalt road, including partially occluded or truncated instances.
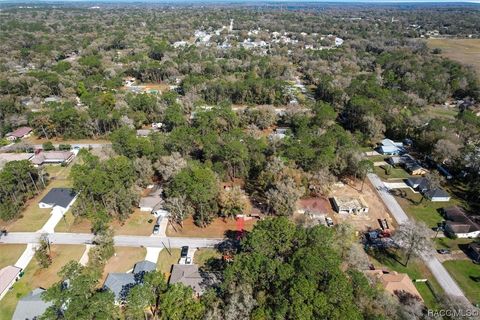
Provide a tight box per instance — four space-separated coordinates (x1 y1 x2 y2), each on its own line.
0 232 222 249
368 173 467 300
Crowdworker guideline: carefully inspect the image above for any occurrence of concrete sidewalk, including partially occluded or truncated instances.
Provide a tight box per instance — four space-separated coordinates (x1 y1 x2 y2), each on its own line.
14 243 37 269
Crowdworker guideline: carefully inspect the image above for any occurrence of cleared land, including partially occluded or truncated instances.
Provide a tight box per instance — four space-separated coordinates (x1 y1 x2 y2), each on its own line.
112 209 156 236
0 245 84 320
54 211 92 233
193 248 221 267
443 260 480 305
427 38 480 80
101 247 146 282
0 244 27 269
166 216 255 238
329 179 395 231
157 248 181 276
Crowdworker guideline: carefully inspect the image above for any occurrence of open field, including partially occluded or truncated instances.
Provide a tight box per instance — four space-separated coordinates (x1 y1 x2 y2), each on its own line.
166 216 256 238
0 245 84 320
112 209 156 236
393 188 462 228
0 244 27 269
54 211 92 233
101 247 146 282
427 38 480 80
157 248 181 276
194 248 221 267
370 249 443 309
330 179 396 231
443 260 480 305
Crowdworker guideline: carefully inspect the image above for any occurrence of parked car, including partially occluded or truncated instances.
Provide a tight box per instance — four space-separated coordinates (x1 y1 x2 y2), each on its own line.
181 246 189 258
437 249 451 254
152 224 160 235
185 256 192 264
325 217 334 227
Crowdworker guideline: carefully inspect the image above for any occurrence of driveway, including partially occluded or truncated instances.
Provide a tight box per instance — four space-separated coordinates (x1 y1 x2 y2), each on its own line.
368 173 467 300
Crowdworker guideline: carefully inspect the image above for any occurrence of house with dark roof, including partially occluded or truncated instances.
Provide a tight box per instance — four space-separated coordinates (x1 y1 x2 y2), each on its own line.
169 264 205 296
468 243 480 263
406 177 450 202
12 288 52 320
443 206 480 238
103 260 156 303
38 188 77 214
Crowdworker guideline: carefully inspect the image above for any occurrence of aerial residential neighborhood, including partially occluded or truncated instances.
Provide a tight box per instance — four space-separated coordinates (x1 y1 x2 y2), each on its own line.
0 1 480 320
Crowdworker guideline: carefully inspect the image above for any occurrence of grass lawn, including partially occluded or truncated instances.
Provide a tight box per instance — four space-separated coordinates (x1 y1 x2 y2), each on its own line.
369 249 443 309
157 248 181 276
0 245 84 320
167 216 255 238
101 247 146 282
374 166 412 180
443 260 480 305
393 189 461 228
54 211 92 233
112 209 156 236
434 238 473 250
193 248 221 267
0 244 26 269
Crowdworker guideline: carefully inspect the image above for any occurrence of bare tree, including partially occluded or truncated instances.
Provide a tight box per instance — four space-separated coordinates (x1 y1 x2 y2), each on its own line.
153 152 187 182
393 221 433 267
433 138 461 165
133 157 153 187
266 177 303 216
163 195 193 227
307 168 336 196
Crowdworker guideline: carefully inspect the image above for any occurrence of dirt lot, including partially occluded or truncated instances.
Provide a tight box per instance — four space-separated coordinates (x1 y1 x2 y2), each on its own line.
166 216 256 238
329 179 395 232
427 38 480 80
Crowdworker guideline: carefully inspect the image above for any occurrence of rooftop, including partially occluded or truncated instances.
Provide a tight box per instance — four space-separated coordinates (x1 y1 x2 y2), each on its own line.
365 270 423 301
0 265 21 296
39 188 77 209
7 126 32 138
31 151 74 165
12 288 52 320
169 264 204 295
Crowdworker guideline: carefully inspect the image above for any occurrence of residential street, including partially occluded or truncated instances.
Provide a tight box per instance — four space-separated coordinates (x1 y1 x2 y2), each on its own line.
368 173 467 300
0 232 223 249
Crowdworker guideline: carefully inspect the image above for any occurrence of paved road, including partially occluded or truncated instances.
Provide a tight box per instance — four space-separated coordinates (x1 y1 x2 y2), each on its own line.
368 173 467 300
0 232 223 249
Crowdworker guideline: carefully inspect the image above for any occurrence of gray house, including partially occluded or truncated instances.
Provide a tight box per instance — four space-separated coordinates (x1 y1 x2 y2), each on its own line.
169 264 205 296
103 260 156 302
12 288 52 320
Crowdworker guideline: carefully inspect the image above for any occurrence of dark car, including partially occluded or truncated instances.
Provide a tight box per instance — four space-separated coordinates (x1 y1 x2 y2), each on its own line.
437 249 451 254
181 246 189 258
152 224 160 235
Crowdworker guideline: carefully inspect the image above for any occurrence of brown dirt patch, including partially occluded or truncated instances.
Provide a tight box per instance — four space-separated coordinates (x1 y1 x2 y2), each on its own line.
166 216 256 238
329 179 396 232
